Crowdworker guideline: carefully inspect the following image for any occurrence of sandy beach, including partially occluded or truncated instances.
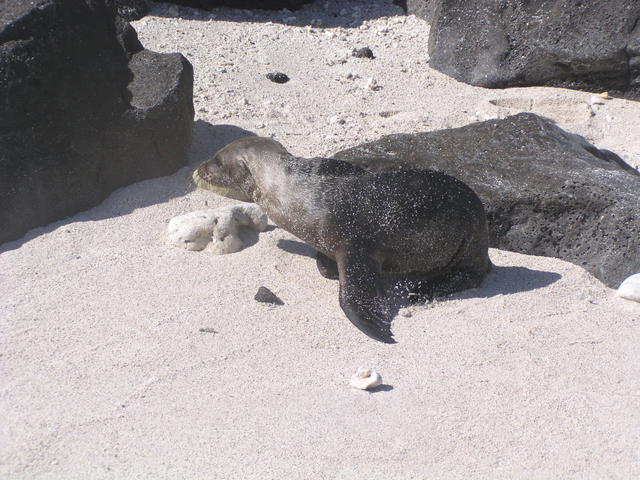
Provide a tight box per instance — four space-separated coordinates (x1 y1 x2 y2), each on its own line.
2 1 640 478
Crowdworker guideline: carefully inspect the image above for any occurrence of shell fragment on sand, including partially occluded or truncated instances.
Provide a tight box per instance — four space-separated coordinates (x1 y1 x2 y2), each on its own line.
167 203 267 254
617 273 640 303
350 367 383 390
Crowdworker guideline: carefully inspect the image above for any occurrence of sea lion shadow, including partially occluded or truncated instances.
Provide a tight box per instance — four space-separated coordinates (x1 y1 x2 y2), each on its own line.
373 266 562 331
274 239 561 315
448 265 562 300
275 240 561 298
276 239 316 258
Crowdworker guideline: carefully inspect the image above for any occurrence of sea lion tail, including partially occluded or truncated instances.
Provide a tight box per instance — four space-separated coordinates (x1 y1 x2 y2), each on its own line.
335 248 396 344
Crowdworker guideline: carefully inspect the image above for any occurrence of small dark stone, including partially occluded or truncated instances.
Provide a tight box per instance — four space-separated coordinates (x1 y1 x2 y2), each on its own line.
266 72 290 84
199 327 218 334
254 286 284 305
352 47 375 59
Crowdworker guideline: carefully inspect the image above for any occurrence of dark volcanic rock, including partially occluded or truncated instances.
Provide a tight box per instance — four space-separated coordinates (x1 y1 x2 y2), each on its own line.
162 1 313 10
198 327 218 334
254 286 284 305
352 47 375 59
266 72 290 84
393 0 438 23
115 0 150 21
333 113 640 288
427 0 640 97
0 0 194 244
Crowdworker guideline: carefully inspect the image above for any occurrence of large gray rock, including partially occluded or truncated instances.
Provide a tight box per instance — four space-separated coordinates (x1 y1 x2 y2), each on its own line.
333 113 640 288
0 0 194 244
427 0 640 97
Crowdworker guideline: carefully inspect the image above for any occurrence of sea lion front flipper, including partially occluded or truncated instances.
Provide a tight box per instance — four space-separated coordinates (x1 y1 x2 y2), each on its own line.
335 248 395 344
316 251 339 280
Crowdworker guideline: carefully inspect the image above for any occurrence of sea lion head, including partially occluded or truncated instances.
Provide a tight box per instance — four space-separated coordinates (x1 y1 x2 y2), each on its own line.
193 136 290 202
192 139 256 202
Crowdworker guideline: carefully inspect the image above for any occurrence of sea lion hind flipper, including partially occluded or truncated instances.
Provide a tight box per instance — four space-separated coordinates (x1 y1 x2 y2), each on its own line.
335 248 396 344
339 295 395 344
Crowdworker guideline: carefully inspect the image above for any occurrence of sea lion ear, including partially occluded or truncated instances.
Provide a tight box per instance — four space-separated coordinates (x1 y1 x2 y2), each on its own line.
232 158 251 181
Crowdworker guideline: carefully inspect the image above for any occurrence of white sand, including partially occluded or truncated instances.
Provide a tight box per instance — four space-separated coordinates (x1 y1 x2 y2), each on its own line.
2 1 640 478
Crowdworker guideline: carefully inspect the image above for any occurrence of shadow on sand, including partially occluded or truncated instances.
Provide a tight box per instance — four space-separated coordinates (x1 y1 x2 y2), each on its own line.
368 384 394 393
277 239 561 297
0 121 256 253
470 265 562 298
148 0 405 28
277 238 316 258
275 239 562 339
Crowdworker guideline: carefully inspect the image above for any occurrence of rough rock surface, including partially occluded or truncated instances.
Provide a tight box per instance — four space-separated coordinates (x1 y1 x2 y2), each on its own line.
161 0 313 11
115 0 151 21
0 0 194 244
393 0 438 23
334 113 640 288
427 0 640 97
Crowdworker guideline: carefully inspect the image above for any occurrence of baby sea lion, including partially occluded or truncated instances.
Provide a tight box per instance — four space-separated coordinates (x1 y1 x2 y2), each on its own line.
193 136 491 343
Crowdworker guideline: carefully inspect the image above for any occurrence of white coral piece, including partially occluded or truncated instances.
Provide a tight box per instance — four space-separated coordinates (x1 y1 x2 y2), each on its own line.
617 273 640 303
350 367 382 390
167 203 267 254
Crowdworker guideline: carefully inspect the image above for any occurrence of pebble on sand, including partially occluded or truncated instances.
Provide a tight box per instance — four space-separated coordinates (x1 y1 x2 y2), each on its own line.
617 273 640 303
365 77 381 90
352 47 375 59
254 286 284 305
350 367 383 390
266 72 290 84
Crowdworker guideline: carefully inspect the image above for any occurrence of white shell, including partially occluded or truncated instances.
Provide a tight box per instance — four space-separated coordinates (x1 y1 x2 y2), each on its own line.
365 77 381 91
167 203 267 254
617 273 640 303
350 367 382 390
